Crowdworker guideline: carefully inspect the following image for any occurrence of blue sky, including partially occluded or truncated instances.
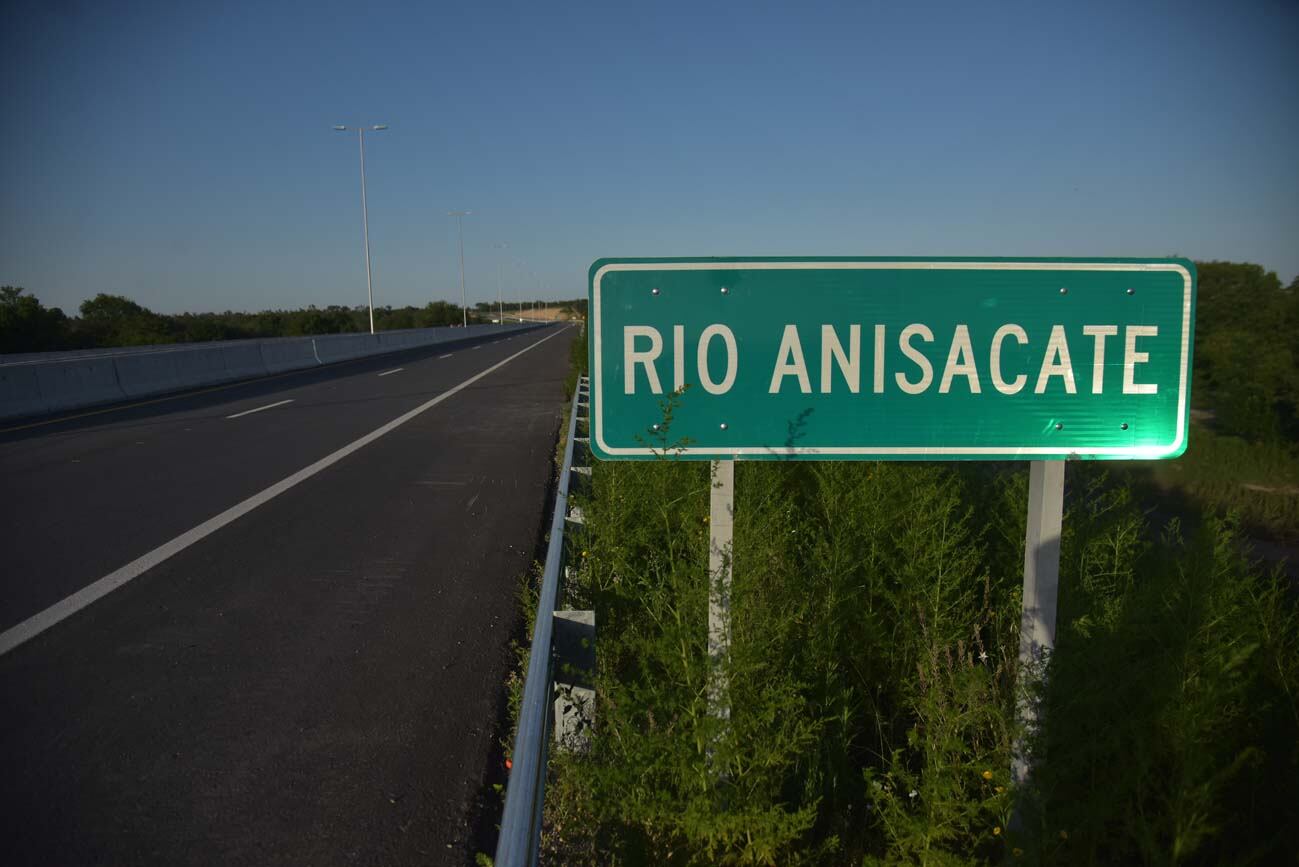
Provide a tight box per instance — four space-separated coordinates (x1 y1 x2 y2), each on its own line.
2 0 1296 315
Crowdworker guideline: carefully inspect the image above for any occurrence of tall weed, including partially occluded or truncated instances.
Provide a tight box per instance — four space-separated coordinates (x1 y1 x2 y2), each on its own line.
543 441 1298 863
1020 513 1299 865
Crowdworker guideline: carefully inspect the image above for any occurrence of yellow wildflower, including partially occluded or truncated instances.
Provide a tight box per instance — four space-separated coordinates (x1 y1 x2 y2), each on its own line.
993 826 1002 836
981 769 993 781
1013 848 1024 858
995 786 1006 794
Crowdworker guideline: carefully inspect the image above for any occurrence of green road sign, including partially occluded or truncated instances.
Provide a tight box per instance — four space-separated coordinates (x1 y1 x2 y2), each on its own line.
588 257 1195 461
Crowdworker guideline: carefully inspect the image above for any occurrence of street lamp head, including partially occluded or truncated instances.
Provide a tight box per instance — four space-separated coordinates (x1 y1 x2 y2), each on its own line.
448 210 472 217
332 125 348 131
372 124 389 131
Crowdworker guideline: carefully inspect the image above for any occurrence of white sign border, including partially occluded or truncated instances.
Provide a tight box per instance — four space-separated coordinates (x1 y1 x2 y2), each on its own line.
591 260 1193 460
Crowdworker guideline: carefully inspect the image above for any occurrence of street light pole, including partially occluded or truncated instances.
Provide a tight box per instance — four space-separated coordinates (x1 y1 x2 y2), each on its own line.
502 251 527 322
333 124 388 334
517 272 524 322
494 242 507 328
449 210 472 327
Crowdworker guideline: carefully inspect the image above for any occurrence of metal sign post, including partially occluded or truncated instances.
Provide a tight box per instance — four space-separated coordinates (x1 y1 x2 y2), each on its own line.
1013 460 1065 790
708 459 735 736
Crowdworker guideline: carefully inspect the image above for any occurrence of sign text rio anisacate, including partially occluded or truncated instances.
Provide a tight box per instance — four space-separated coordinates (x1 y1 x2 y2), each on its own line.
588 257 1195 460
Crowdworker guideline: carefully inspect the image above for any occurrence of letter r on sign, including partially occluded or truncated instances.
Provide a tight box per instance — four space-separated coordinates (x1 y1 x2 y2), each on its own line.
624 326 664 394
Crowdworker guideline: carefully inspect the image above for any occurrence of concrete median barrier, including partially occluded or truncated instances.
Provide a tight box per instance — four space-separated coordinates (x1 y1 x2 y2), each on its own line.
259 339 319 374
313 333 377 363
117 345 264 398
0 322 545 421
35 358 126 414
0 365 52 419
219 343 268 382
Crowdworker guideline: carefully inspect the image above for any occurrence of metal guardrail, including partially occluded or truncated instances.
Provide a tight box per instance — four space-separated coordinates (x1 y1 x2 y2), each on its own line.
495 374 589 866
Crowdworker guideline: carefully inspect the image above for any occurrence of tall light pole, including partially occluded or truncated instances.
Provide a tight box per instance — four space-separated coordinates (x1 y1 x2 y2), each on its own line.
502 251 528 322
494 242 508 327
513 272 522 322
333 124 388 334
449 210 472 327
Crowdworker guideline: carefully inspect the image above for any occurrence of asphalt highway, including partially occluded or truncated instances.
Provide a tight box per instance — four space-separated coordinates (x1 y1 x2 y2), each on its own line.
0 323 574 865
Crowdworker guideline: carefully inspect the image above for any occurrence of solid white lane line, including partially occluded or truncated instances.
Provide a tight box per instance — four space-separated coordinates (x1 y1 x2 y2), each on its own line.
377 368 403 377
439 354 453 359
0 327 566 657
472 345 481 350
226 399 294 419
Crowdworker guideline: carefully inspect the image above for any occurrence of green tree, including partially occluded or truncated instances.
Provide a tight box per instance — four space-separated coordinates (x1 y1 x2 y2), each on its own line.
77 293 176 346
288 305 357 336
377 306 416 330
0 286 73 353
417 300 464 327
1192 262 1298 442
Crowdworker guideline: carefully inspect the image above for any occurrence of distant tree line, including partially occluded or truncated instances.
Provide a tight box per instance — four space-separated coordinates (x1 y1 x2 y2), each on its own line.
0 288 475 354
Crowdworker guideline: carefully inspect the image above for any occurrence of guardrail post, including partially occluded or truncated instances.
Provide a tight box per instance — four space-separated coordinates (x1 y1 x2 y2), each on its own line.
552 609 596 753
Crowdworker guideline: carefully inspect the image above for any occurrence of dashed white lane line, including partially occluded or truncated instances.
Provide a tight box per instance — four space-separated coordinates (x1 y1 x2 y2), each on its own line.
0 326 566 658
226 399 294 419
438 354 453 359
472 345 481 350
377 368 403 377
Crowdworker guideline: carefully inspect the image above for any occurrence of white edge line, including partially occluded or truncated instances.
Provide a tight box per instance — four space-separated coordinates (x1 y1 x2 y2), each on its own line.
0 327 566 657
439 353 454 359
591 261 1193 459
377 367 403 377
226 398 294 419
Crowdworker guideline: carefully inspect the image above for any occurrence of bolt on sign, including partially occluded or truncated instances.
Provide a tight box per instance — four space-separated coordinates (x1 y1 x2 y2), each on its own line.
588 257 1196 461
